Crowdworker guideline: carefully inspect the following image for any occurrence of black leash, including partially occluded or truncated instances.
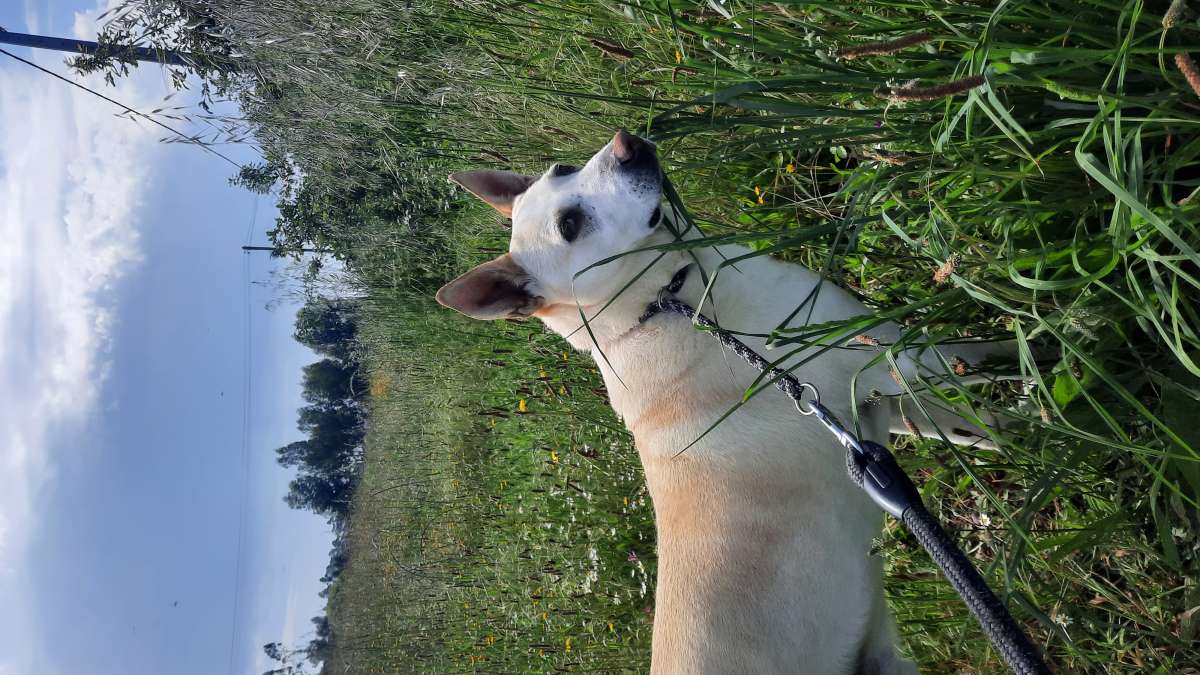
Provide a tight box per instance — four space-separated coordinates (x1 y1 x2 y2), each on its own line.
641 266 1052 675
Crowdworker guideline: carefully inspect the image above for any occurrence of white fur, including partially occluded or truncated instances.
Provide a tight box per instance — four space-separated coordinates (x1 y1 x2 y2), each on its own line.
440 133 1011 674
530 238 915 674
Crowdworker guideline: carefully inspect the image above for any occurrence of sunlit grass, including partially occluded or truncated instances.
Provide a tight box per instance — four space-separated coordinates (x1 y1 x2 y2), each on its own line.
205 0 1200 671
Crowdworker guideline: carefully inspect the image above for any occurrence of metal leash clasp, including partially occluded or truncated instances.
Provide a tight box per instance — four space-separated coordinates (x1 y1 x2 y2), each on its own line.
796 387 868 459
796 387 920 520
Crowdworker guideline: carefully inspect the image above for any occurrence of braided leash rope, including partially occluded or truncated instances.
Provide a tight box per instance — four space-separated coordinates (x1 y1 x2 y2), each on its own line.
641 276 1052 675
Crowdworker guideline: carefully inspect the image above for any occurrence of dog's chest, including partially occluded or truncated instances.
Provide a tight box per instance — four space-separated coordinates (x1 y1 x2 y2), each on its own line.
600 322 826 465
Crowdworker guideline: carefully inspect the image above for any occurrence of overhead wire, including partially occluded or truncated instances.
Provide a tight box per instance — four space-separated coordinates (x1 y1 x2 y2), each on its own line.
3 39 267 675
226 195 260 675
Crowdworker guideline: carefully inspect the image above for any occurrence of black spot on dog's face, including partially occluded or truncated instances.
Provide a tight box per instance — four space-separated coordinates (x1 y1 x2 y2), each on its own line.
647 205 662 229
557 205 587 243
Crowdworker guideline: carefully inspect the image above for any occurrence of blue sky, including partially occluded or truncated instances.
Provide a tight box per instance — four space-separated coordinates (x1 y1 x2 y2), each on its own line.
0 1 334 674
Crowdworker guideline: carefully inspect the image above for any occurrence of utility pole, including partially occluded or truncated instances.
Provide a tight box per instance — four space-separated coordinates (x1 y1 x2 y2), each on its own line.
0 29 195 67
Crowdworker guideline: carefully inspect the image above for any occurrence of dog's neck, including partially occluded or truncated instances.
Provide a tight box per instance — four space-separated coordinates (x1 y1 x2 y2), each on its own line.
531 209 702 352
532 223 790 443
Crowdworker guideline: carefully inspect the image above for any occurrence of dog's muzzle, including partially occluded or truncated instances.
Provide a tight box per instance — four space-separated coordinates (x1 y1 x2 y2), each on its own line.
612 129 660 177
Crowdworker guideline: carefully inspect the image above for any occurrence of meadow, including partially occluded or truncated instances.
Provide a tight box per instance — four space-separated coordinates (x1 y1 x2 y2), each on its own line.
154 0 1200 671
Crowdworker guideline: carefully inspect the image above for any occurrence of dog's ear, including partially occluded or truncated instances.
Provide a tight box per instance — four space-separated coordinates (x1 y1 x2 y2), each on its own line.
448 170 534 218
436 254 543 320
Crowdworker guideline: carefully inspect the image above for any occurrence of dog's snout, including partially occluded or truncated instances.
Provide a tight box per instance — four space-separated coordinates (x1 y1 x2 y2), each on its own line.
611 129 658 174
613 129 642 164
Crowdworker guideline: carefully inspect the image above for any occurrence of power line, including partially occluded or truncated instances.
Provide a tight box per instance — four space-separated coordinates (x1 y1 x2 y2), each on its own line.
4 37 260 674
226 195 259 675
0 46 243 170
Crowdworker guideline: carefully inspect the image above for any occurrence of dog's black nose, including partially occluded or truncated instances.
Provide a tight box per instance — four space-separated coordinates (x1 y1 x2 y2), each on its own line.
612 129 658 174
613 129 643 164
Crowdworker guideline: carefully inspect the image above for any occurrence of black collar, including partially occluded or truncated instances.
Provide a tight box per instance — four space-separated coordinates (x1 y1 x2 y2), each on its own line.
638 264 691 324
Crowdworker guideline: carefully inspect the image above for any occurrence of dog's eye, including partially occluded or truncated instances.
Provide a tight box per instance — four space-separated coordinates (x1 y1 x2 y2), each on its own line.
549 163 580 178
557 207 585 243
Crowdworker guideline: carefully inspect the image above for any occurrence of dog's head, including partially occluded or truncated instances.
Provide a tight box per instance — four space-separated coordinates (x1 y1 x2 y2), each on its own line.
436 130 667 322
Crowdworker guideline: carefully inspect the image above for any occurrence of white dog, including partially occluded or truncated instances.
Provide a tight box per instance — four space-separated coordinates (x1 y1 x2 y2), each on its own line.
437 130 1009 674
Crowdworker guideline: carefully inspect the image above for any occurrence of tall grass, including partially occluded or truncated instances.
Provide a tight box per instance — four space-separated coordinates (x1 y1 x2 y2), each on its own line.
331 293 657 673
147 0 1200 670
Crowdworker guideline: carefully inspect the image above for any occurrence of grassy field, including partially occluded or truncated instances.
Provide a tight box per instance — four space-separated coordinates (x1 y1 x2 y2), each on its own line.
207 0 1200 671
327 297 656 673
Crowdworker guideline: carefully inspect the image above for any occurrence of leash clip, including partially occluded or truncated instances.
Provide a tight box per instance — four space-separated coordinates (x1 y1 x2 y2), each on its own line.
853 440 922 520
805 402 920 519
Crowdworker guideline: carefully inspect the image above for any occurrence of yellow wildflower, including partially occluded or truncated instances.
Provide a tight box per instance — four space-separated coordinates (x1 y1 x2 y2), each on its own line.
608 621 615 633
754 185 761 196
757 192 765 205
368 373 389 398
565 637 572 652
623 496 629 507
542 611 548 621
518 399 527 413
559 385 567 395
785 163 795 173
551 450 559 463
675 49 682 64
562 351 569 361
538 368 547 378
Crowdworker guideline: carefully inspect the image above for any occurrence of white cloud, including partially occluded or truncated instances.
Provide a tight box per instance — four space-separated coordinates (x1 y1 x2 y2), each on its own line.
0 2 169 669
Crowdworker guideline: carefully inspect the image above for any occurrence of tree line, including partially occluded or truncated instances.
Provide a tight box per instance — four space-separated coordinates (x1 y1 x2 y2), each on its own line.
261 297 366 674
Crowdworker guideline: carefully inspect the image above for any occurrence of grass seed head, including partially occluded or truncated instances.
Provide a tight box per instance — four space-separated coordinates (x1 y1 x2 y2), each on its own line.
1175 53 1200 97
590 38 634 60
834 31 934 61
861 148 912 166
879 74 986 102
933 255 958 285
1163 0 1187 28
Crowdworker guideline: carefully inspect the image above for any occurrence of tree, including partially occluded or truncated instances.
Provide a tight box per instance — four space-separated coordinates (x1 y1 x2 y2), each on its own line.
305 616 334 665
277 297 368 522
293 300 358 363
284 471 355 519
68 0 238 94
301 359 365 407
263 642 286 662
261 640 307 675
